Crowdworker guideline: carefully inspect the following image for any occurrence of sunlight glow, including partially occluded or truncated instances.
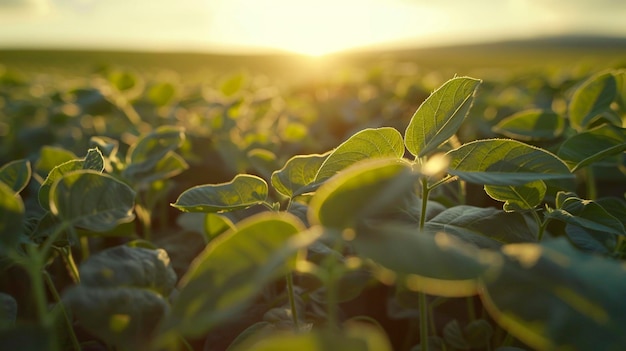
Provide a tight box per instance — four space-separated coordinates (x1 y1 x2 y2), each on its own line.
207 0 448 56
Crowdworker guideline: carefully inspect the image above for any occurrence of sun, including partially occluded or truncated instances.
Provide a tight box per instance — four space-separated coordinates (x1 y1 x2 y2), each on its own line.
207 0 447 56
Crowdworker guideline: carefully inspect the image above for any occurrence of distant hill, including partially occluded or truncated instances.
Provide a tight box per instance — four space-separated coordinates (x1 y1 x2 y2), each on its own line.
1 34 625 80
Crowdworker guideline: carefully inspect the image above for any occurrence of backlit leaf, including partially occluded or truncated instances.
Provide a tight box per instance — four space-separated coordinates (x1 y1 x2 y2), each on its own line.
171 174 268 213
546 193 625 236
231 322 392 351
34 146 76 176
424 205 537 248
0 159 31 194
352 222 491 297
271 153 329 198
568 71 617 131
484 180 546 212
39 148 105 210
447 139 572 185
557 124 626 172
315 127 404 182
405 77 481 157
50 170 136 232
161 212 317 338
493 109 565 141
0 182 24 255
309 159 415 230
481 238 626 351
123 125 185 181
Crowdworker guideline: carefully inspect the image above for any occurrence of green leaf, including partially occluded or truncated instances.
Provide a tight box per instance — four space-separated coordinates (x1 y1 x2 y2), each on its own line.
133 152 189 185
309 159 415 230
480 238 626 351
271 153 329 198
108 70 138 91
231 323 392 351
424 205 537 248
0 182 24 255
220 72 246 97
50 170 136 232
405 77 481 157
447 139 573 186
34 145 76 176
569 71 617 131
39 148 105 210
63 286 168 351
564 224 616 254
161 212 317 338
78 245 177 295
484 180 547 212
147 82 176 106
315 127 404 182
557 124 626 172
546 193 625 236
492 109 565 141
204 213 236 242
352 222 491 297
0 159 31 194
171 174 268 213
123 126 185 181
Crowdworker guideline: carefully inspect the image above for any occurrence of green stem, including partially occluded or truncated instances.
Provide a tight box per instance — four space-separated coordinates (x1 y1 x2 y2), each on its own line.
419 176 430 351
178 334 194 351
58 247 81 283
43 271 81 351
286 273 300 331
26 246 49 325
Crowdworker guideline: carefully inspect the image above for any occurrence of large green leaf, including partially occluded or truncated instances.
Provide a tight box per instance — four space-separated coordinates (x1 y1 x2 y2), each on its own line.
0 159 31 194
314 127 404 182
49 170 136 232
63 286 169 351
271 153 329 198
171 174 268 213
447 139 573 186
309 159 415 230
481 238 626 351
0 182 24 255
122 125 185 182
424 205 537 248
546 192 625 236
39 148 105 210
352 222 491 297
568 71 617 131
564 224 617 254
161 212 317 338
231 323 392 351
78 245 177 295
405 77 481 158
557 124 626 172
147 82 177 106
492 109 565 141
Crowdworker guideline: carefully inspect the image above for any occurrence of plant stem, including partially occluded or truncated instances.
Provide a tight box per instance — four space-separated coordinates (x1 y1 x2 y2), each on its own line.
419 176 430 351
80 236 90 261
286 273 300 331
26 247 49 326
59 247 81 283
43 271 81 351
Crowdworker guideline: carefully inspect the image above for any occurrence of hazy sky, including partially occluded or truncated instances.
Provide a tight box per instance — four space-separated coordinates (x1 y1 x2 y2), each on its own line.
1 0 625 55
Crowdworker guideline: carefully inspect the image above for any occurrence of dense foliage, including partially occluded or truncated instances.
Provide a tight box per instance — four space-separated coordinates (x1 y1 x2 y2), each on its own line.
1 58 625 351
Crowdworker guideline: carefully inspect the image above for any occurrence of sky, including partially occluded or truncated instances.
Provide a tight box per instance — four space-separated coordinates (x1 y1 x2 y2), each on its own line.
0 0 625 56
